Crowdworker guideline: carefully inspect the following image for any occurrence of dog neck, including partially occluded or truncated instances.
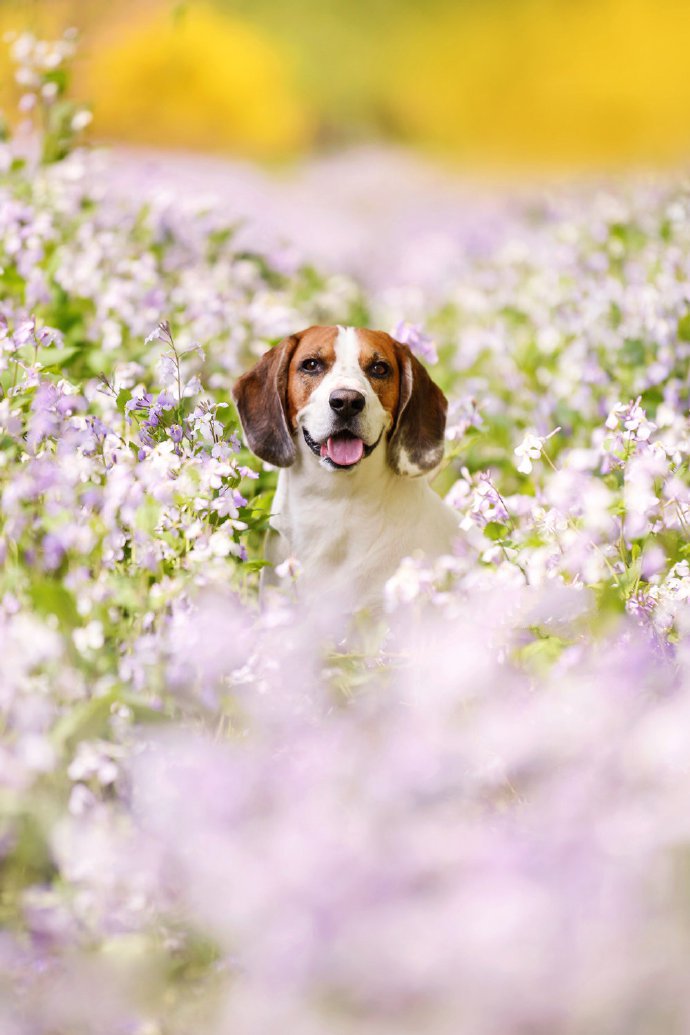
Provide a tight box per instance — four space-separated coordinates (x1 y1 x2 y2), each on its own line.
270 439 454 605
274 440 394 533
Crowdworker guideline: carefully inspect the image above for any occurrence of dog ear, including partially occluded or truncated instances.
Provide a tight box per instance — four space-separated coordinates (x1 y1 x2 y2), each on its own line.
387 342 448 475
233 335 300 467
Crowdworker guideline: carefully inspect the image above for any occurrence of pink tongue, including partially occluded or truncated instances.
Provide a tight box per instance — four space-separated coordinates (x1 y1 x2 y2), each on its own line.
323 435 364 466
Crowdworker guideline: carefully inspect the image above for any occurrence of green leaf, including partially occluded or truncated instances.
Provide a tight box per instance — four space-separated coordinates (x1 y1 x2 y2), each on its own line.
37 345 79 370
518 635 568 674
135 497 161 534
242 559 270 572
117 389 133 414
52 689 169 753
52 691 119 752
621 338 646 366
484 521 509 541
28 579 79 629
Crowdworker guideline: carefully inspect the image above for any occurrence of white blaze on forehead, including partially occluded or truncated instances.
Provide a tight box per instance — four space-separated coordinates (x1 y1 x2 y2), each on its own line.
332 325 367 386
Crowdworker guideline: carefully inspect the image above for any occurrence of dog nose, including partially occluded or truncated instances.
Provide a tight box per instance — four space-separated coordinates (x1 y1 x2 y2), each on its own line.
329 389 365 419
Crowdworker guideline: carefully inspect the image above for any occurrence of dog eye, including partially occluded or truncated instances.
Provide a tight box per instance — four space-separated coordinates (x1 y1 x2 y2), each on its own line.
369 361 390 378
300 358 322 374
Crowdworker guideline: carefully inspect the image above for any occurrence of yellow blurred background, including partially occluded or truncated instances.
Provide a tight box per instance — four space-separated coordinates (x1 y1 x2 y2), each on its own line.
2 0 690 170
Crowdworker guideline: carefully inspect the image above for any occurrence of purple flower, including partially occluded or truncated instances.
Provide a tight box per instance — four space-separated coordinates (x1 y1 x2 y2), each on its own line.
12 318 36 347
125 392 153 416
157 390 176 411
42 532 65 570
393 320 439 364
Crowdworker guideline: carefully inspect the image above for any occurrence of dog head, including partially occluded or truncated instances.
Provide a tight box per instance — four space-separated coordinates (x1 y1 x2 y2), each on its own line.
232 325 447 475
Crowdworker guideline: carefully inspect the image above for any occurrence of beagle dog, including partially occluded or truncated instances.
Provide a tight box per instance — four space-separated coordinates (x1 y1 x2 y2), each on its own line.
233 325 459 607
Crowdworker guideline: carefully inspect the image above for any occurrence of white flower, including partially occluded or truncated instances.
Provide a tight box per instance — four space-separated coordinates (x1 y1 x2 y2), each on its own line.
275 556 302 579
73 620 104 653
68 783 97 816
67 740 119 785
185 520 204 540
182 375 201 397
211 494 240 519
384 555 432 609
605 406 622 431
606 398 656 441
18 734 55 773
514 428 560 475
156 354 177 387
71 109 92 132
208 530 233 557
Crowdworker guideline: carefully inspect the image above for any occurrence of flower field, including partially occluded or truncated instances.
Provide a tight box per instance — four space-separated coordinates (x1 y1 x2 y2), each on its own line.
4 32 690 1035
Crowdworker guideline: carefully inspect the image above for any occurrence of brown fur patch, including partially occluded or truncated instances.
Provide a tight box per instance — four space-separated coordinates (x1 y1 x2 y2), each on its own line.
387 341 447 474
286 325 338 428
355 329 402 422
232 334 300 467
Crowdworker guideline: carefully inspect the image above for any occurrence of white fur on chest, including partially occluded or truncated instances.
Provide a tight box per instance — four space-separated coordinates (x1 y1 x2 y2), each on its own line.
270 446 458 606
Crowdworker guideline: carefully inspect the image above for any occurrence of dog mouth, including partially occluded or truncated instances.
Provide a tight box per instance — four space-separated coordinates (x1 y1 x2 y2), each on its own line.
302 428 381 469
321 431 365 466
